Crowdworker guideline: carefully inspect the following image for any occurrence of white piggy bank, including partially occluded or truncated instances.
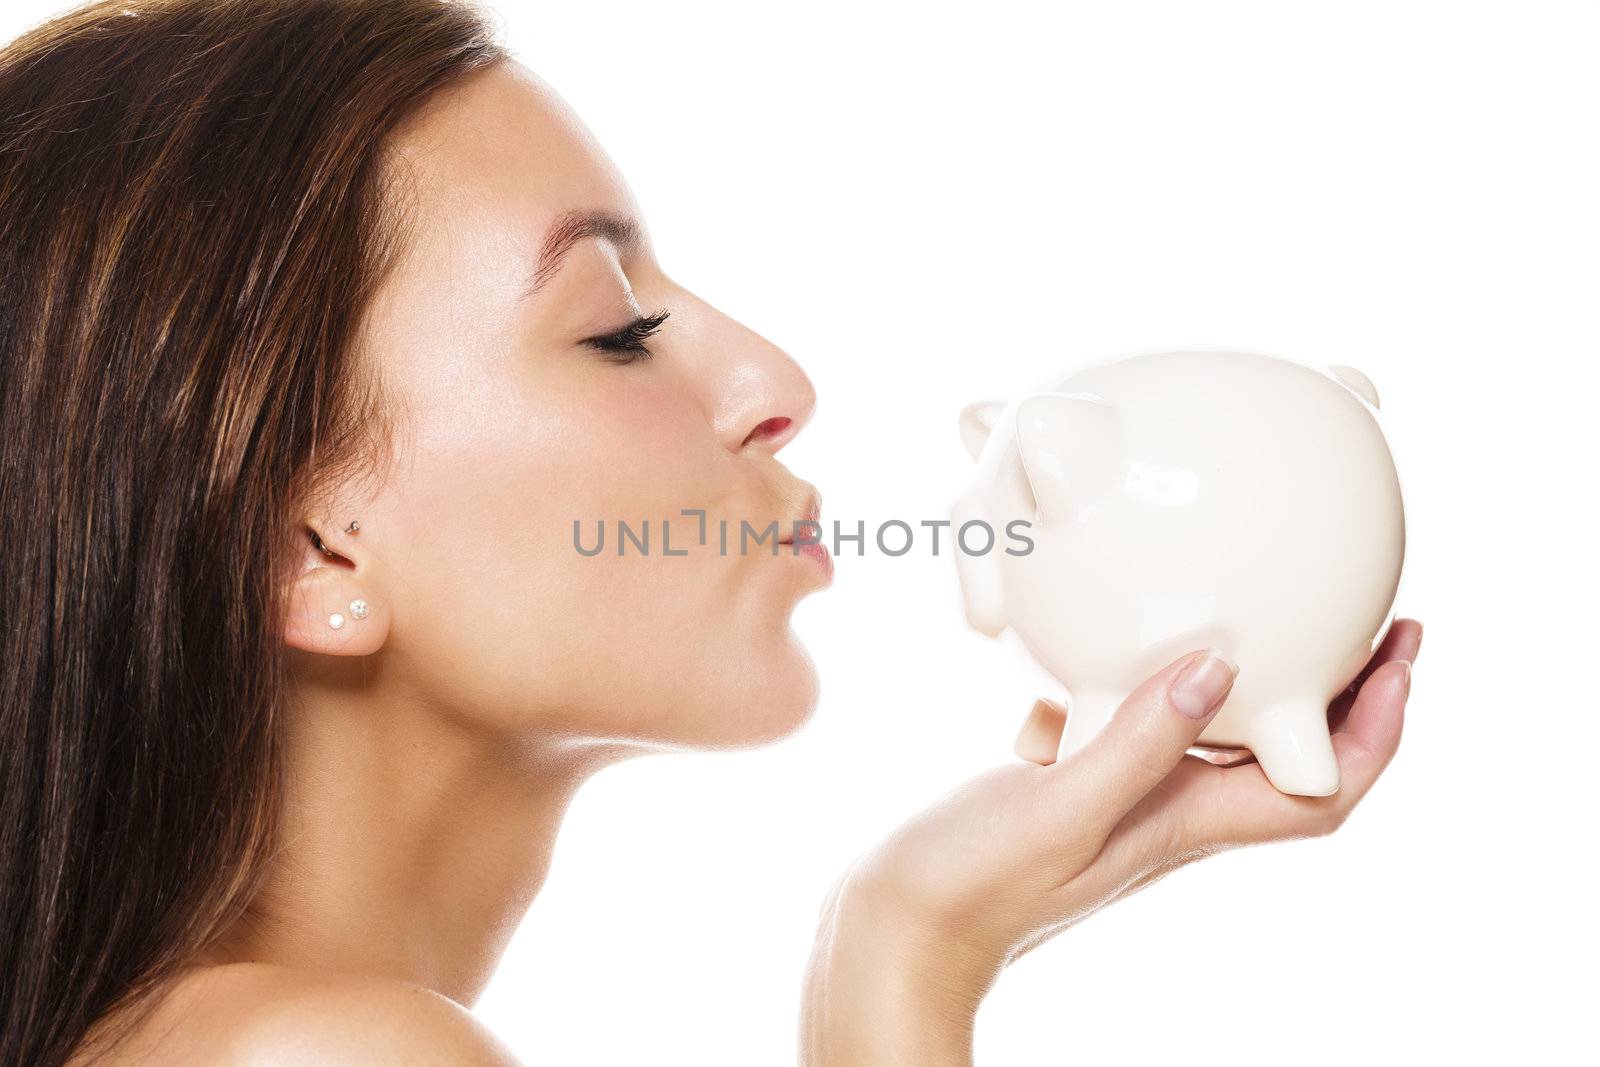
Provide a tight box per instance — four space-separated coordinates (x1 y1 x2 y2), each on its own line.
951 351 1405 796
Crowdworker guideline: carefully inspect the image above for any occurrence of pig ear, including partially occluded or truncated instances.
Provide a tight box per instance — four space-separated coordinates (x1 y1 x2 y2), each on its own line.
1014 392 1126 527
958 400 1005 461
1328 365 1380 409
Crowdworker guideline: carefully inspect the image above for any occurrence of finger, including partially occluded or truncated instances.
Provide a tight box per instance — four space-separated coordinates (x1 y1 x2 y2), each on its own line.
1334 616 1421 706
1394 617 1423 665
1330 658 1409 804
1328 618 1423 734
1015 697 1068 765
1186 742 1257 768
1051 648 1238 836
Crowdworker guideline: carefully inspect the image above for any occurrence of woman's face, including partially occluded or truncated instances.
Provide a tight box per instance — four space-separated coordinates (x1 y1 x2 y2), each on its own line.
339 60 827 750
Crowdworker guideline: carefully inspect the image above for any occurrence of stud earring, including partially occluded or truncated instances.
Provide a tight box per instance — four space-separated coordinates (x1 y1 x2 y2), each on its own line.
345 520 360 534
349 599 369 620
328 612 346 630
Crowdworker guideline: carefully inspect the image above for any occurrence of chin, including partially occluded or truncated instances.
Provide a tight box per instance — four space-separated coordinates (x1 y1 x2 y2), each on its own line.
700 631 820 750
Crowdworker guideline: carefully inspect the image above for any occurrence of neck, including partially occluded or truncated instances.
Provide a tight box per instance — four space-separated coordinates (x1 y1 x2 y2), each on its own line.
203 676 635 1005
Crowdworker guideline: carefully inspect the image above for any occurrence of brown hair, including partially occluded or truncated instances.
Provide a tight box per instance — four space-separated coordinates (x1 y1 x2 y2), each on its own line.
0 2 504 1063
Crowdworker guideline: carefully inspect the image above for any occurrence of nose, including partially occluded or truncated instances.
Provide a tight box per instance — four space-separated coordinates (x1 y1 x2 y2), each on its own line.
696 301 816 455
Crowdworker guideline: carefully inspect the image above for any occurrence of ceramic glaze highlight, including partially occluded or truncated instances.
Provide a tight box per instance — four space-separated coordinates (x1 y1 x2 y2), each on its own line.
951 351 1406 796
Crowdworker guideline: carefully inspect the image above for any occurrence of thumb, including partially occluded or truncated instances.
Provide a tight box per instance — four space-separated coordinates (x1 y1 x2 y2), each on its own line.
1054 648 1239 833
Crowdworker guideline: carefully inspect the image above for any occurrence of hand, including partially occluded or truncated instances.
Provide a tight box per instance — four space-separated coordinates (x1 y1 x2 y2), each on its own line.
800 619 1421 1066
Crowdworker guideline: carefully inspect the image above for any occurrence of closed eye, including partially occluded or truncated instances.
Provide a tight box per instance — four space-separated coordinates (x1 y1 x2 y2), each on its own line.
582 308 670 365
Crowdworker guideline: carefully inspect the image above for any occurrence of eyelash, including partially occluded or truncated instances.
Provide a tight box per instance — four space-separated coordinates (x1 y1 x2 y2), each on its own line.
582 308 670 365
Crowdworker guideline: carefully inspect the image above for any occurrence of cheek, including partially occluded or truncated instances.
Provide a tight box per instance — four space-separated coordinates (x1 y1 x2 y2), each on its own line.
383 371 789 729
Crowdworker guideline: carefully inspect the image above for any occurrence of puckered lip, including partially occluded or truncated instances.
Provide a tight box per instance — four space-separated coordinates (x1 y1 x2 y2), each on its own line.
777 489 822 544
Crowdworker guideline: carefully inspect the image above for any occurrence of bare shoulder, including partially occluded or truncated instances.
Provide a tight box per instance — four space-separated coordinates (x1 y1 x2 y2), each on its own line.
79 963 522 1066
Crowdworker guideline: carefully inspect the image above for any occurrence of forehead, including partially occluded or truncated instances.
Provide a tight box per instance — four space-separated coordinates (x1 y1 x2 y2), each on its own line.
383 59 638 258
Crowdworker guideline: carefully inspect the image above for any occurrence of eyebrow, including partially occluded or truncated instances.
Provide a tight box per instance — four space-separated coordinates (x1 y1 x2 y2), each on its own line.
523 209 645 301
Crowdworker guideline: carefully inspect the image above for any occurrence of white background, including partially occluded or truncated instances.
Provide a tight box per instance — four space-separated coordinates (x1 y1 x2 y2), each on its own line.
9 1 1597 1063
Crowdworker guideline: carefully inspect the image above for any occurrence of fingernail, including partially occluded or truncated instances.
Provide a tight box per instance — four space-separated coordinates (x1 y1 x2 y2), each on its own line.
1398 659 1412 695
1171 648 1238 719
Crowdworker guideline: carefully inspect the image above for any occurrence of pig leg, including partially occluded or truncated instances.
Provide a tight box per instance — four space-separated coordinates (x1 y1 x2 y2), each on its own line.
1245 699 1340 797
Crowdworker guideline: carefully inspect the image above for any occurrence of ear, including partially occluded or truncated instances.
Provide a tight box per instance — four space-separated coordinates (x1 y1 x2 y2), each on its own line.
1014 392 1127 527
283 520 390 657
958 399 1005 461
1328 364 1381 409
